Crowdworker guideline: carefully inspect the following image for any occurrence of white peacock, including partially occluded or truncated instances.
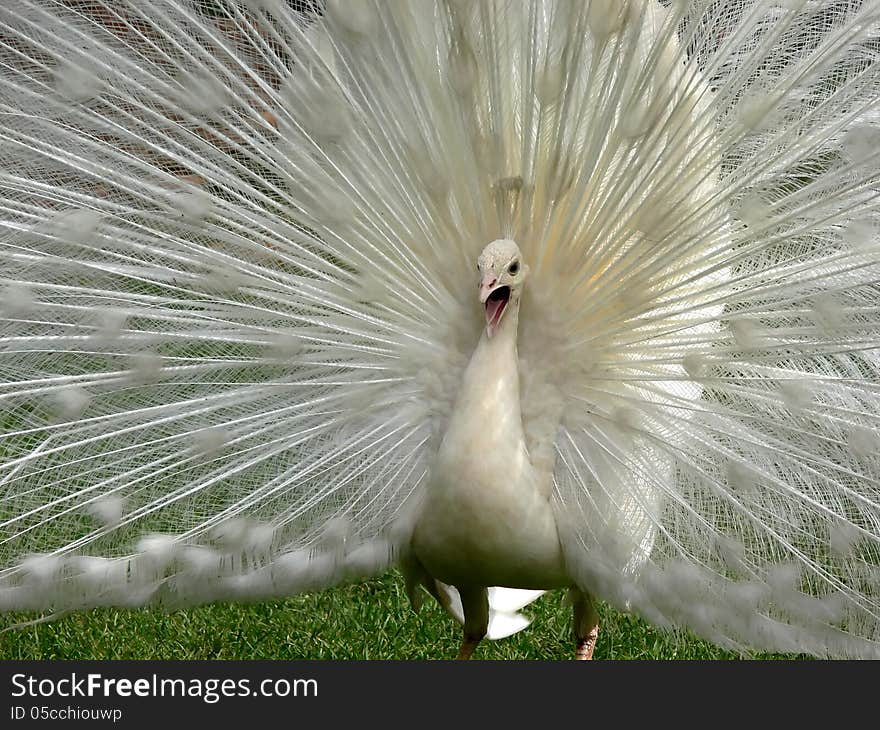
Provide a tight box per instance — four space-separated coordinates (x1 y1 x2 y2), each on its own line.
0 0 879 659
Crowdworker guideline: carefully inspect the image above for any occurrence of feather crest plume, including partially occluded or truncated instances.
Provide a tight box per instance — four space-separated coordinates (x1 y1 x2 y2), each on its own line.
1 0 880 657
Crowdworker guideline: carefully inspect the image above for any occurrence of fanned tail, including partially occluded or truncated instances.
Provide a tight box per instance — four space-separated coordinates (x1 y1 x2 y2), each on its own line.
0 0 464 612
1 0 880 660
538 2 880 658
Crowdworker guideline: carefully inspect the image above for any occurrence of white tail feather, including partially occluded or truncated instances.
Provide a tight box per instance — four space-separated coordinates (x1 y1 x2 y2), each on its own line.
487 587 546 615
434 584 541 640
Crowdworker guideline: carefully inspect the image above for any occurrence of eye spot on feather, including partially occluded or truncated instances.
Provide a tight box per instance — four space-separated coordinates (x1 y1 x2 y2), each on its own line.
608 404 648 452
167 183 214 223
91 308 128 345
829 522 861 560
203 262 251 295
847 425 877 458
266 330 304 360
611 405 642 432
682 353 711 379
735 92 782 132
135 534 177 575
85 495 125 527
767 562 802 597
310 188 358 230
43 208 103 247
128 350 164 385
735 192 772 228
245 523 276 555
320 516 352 551
53 60 103 102
220 569 273 599
181 545 223 579
713 535 747 575
342 539 393 579
70 556 127 593
842 124 880 163
777 379 814 414
728 317 764 350
842 219 876 252
726 459 760 495
811 294 845 333
270 549 314 591
0 281 34 317
172 69 230 117
53 386 91 422
724 580 770 615
191 426 231 462
278 62 353 148
19 554 62 585
209 518 250 551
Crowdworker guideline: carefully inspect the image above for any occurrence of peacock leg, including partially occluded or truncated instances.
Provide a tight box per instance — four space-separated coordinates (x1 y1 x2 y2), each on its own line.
571 588 600 660
455 585 489 660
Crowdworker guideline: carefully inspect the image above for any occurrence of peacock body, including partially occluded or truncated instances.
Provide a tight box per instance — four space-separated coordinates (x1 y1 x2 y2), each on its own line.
1 0 880 658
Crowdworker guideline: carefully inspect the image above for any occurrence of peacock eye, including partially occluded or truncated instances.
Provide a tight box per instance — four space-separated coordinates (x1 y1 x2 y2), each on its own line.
508 261 520 275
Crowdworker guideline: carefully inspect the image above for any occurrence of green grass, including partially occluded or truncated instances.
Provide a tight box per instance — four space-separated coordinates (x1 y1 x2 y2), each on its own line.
0 571 789 660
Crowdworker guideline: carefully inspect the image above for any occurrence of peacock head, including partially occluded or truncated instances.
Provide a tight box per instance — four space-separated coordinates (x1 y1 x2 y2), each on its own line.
477 239 528 338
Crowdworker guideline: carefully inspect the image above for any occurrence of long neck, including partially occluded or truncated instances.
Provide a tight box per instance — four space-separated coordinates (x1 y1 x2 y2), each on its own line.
444 301 526 450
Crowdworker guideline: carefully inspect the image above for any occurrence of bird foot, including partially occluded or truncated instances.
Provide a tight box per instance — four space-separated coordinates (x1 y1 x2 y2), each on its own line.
575 626 599 660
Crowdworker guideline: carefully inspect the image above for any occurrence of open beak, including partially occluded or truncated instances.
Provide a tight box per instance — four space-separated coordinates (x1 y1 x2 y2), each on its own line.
479 274 510 338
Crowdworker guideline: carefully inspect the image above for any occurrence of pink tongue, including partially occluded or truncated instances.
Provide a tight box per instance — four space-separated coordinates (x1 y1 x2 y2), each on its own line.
485 297 505 327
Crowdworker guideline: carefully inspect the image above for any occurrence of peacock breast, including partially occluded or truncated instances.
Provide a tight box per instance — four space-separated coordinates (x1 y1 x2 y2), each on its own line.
411 412 569 589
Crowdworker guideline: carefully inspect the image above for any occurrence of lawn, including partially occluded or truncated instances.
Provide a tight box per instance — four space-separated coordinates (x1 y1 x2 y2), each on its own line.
0 570 774 660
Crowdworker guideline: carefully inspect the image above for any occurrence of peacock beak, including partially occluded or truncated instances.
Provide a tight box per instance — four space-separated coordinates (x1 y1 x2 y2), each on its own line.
479 273 498 304
480 275 511 337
